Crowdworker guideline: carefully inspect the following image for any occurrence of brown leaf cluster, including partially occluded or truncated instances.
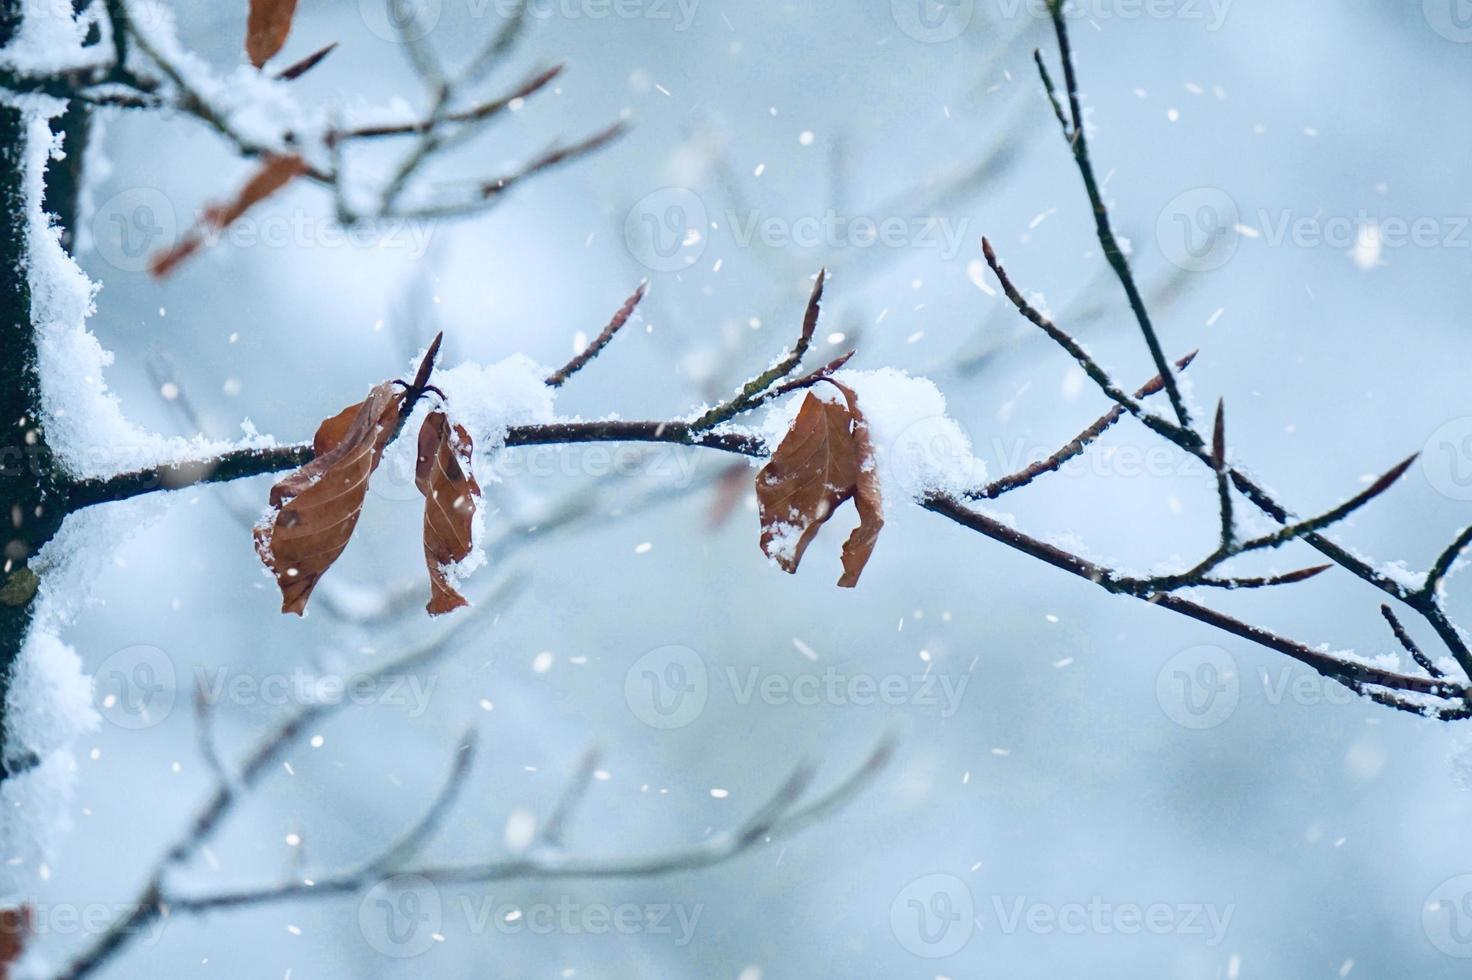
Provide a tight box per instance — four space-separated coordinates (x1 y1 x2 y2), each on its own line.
255 342 481 616
756 380 883 588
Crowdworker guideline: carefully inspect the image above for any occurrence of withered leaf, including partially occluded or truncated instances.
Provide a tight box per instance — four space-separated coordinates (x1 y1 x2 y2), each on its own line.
149 154 308 279
246 0 300 68
254 382 404 615
757 380 883 588
416 411 482 616
0 905 30 980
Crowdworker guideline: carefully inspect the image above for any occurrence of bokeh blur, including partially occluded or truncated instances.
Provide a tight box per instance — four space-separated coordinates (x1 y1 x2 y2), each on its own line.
41 1 1472 976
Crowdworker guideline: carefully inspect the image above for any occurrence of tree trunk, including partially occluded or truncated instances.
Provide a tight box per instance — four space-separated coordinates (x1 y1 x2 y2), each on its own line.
0 0 90 776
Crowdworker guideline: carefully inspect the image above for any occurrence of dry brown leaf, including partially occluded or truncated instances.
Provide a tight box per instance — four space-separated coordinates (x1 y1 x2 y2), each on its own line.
0 905 30 979
254 382 404 614
756 380 883 588
149 154 308 278
246 0 299 68
415 411 482 615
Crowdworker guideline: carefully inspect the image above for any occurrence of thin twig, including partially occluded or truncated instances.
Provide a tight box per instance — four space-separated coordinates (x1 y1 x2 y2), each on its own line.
546 281 647 387
1382 604 1445 679
335 65 563 140
1211 400 1233 552
687 270 826 432
363 729 479 873
538 745 602 848
459 0 530 86
982 238 1180 442
971 350 1198 499
1424 524 1472 599
192 680 231 791
161 735 894 913
1037 0 1193 431
1236 455 1418 552
275 42 337 82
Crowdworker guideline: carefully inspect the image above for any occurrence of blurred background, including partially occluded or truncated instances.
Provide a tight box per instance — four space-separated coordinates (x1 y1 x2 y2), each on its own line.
35 0 1472 976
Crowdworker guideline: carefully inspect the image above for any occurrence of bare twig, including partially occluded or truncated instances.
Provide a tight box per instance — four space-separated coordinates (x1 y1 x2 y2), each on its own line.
971 350 1198 499
168 733 895 912
274 42 337 82
981 238 1178 442
1211 400 1233 552
335 65 563 140
459 0 531 86
1035 1 1193 431
1235 455 1418 553
1382 604 1445 680
687 270 825 432
192 680 231 791
538 744 602 848
1424 524 1472 599
363 729 479 874
546 281 647 387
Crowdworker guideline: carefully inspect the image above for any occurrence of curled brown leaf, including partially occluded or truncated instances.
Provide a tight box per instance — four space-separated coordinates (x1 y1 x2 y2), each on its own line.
254 382 404 615
756 380 883 588
247 0 300 68
416 411 482 615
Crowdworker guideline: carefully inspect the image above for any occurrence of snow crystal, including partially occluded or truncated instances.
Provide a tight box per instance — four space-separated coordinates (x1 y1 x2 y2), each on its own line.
0 1 95 75
431 353 558 456
762 521 805 566
1379 560 1427 593
832 368 986 504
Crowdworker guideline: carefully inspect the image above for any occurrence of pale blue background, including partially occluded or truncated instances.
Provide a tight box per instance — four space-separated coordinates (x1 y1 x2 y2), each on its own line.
32 1 1472 977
